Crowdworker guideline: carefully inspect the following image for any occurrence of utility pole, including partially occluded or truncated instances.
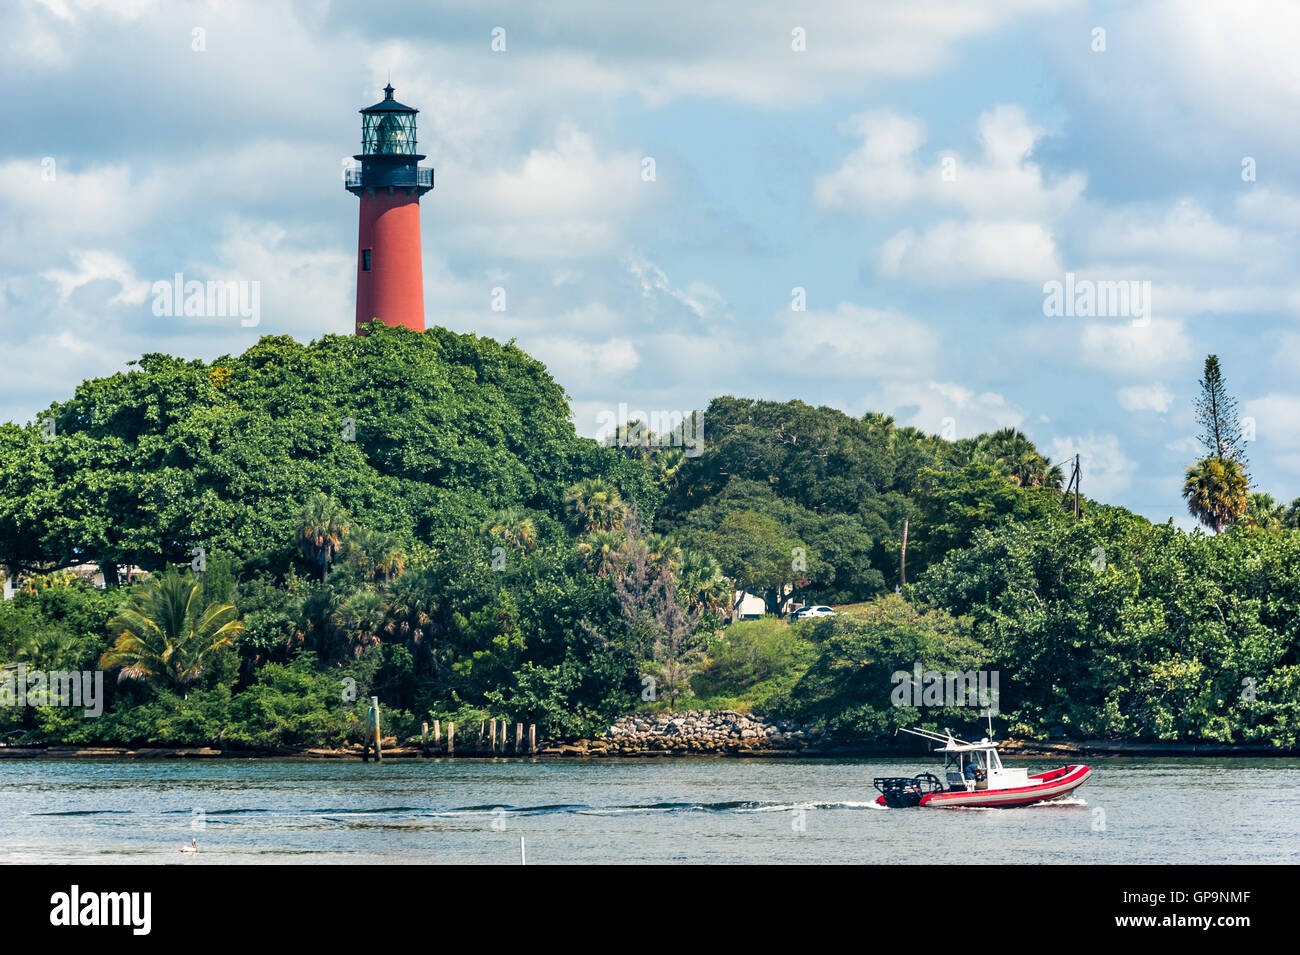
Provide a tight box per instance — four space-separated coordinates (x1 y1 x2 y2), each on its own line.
1064 454 1082 520
1074 453 1081 519
899 518 909 588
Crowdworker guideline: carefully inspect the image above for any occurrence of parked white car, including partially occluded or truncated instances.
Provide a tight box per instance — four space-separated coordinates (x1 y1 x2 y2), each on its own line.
792 605 836 620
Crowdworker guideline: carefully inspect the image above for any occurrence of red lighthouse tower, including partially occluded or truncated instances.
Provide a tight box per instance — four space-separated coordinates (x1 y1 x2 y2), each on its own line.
345 84 433 334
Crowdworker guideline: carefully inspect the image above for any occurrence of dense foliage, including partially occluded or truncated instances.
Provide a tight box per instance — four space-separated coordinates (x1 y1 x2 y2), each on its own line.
1 331 1296 747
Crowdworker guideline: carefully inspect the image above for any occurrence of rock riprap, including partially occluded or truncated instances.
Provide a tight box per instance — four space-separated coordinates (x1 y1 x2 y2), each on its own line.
585 710 824 755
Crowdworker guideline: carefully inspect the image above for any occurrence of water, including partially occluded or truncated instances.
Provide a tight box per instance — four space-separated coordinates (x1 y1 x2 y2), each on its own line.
1 757 1296 864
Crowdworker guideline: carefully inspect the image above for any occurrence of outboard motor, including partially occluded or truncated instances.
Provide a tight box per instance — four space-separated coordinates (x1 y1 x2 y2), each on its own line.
873 773 945 808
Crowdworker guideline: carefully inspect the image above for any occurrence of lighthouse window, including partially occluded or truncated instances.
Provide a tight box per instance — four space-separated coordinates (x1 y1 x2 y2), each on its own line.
362 249 372 271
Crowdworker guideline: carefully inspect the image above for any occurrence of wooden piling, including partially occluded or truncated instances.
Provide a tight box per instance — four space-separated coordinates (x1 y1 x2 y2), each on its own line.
528 724 536 754
371 697 382 762
490 718 498 754
433 719 441 744
447 722 455 756
421 721 429 756
515 723 523 753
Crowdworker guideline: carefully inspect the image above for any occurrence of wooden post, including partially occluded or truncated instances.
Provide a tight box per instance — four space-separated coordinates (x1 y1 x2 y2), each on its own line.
499 720 507 751
371 697 382 762
515 723 523 754
447 722 455 756
528 724 536 754
490 718 498 754
421 721 429 756
433 719 440 744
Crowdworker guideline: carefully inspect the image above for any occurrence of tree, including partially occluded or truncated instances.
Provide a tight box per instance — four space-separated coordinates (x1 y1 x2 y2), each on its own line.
1195 355 1247 468
647 447 687 492
576 530 625 577
100 569 245 691
381 570 442 678
1243 492 1283 530
344 525 407 581
1183 456 1248 533
910 463 1062 574
294 494 351 581
973 428 1064 490
563 478 625 534
606 518 705 707
676 548 730 616
481 508 538 553
787 595 985 735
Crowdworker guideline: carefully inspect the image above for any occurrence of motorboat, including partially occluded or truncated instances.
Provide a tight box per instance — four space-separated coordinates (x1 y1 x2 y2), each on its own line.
874 726 1090 808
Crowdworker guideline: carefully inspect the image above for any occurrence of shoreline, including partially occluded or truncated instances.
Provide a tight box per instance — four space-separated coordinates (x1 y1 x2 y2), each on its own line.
1 739 1295 760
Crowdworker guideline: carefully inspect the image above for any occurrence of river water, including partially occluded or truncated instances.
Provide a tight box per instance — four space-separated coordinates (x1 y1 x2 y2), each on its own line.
1 757 1296 864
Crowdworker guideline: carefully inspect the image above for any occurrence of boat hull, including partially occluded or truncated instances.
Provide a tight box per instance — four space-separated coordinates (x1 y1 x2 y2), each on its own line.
875 764 1091 809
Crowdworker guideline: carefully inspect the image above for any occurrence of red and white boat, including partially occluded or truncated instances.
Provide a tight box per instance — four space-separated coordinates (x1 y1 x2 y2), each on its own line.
874 727 1090 809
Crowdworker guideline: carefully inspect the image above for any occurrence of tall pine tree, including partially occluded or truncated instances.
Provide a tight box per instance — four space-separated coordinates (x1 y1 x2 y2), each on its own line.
1195 355 1247 469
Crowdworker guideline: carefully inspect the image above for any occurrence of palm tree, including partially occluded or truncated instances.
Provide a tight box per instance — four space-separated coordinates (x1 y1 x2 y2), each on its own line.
381 571 441 677
1243 492 1283 529
482 508 539 553
16 626 91 671
1183 456 1249 533
975 428 1063 489
330 588 385 658
644 532 682 571
576 530 625 576
677 548 730 615
100 569 245 691
294 493 351 581
648 447 687 492
345 525 407 581
563 478 625 534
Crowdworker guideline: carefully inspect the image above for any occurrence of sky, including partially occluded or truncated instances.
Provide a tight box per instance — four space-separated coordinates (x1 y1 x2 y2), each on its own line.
3 0 1300 528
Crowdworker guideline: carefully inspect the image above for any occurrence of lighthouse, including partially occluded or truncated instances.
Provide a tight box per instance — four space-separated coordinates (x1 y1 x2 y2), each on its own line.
345 84 433 334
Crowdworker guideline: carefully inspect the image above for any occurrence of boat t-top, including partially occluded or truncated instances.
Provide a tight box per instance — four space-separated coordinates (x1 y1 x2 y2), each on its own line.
874 726 1090 809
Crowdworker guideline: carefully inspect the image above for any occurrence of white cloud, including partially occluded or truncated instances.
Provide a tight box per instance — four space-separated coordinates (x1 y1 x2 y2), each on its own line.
1081 199 1256 266
41 250 150 305
775 303 940 379
1236 188 1300 229
440 124 656 260
628 255 730 324
879 220 1060 284
816 105 1084 221
1244 394 1300 453
1077 317 1192 376
859 380 1026 438
1117 384 1175 414
530 336 640 383
1059 0 1300 154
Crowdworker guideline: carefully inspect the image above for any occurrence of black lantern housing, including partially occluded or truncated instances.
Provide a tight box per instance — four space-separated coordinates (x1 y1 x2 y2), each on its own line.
345 84 433 196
